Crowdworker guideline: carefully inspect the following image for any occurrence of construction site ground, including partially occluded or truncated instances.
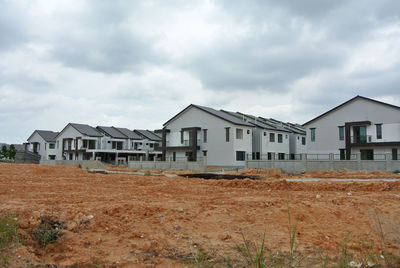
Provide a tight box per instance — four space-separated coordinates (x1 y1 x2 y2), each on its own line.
0 164 399 267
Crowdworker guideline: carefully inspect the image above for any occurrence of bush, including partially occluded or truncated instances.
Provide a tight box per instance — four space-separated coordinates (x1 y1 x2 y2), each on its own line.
31 216 64 249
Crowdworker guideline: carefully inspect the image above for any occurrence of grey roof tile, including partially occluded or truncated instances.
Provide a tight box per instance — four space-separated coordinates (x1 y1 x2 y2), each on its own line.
115 127 142 140
96 126 127 139
70 123 103 137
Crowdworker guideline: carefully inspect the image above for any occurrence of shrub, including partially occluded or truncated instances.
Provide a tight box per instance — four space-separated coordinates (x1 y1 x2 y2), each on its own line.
31 216 64 249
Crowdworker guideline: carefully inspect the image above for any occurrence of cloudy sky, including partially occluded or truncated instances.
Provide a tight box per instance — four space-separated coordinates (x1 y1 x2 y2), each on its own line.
1 0 400 143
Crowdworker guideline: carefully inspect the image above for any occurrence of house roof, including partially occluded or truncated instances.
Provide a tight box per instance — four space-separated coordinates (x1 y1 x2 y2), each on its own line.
69 123 103 137
97 126 127 139
115 127 142 140
302 95 400 126
28 130 59 142
134 130 161 141
163 104 254 127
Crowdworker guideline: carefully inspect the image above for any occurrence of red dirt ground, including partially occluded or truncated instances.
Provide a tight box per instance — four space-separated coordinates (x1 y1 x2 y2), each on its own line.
0 164 399 267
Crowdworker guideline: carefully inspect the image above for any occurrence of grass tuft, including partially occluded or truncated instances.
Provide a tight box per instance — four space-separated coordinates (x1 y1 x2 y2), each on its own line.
0 213 19 251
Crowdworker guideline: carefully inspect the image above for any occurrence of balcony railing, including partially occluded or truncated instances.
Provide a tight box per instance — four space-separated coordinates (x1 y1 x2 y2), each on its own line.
351 135 372 143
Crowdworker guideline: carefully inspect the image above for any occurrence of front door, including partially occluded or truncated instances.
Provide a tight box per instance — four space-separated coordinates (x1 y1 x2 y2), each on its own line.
339 149 346 160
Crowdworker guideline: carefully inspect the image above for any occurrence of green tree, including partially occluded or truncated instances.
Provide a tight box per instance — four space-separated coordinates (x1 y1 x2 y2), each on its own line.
1 145 7 158
9 145 16 159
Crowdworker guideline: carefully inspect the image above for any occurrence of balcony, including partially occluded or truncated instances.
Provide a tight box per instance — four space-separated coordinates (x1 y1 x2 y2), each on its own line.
351 135 371 144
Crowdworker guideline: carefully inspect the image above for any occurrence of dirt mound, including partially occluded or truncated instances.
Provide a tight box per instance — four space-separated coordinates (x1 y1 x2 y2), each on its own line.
0 164 399 267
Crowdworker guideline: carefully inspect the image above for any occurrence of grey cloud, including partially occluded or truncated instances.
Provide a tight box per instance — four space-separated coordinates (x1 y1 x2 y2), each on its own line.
0 2 29 51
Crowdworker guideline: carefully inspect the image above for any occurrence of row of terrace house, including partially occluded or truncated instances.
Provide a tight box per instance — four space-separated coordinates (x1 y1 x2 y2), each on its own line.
27 123 161 163
160 104 306 166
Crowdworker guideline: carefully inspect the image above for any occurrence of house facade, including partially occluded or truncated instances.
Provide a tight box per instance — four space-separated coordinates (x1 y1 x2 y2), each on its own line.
161 104 254 166
303 96 400 160
27 130 59 160
220 111 296 160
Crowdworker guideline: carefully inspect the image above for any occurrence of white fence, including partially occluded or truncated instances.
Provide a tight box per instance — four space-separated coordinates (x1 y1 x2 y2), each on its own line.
246 153 400 172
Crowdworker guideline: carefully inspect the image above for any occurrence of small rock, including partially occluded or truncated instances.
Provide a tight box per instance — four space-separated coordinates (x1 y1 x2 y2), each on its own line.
218 233 232 241
347 192 352 196
316 194 321 199
349 260 362 268
178 207 184 212
87 215 94 220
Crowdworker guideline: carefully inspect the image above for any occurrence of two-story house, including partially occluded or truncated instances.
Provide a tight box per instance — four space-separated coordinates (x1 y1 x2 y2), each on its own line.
161 104 254 166
27 130 59 160
55 123 104 160
303 95 400 160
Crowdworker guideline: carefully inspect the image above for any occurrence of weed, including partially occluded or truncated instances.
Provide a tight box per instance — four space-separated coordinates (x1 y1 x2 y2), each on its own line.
144 170 151 176
392 169 400 174
0 213 19 251
235 231 267 267
31 216 64 249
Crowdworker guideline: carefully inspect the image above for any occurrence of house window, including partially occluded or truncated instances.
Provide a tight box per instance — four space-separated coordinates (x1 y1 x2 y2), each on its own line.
49 155 56 160
236 128 243 139
310 128 316 142
225 127 230 142
247 129 250 134
180 130 184 144
278 134 283 143
376 124 382 139
49 143 55 149
203 129 207 143
361 149 374 160
236 151 246 161
203 150 207 157
278 153 285 160
339 126 344 141
269 133 275 142
392 148 398 160
264 132 267 136
267 152 272 160
302 137 306 145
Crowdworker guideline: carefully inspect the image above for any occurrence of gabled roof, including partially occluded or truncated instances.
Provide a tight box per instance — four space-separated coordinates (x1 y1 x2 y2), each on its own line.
55 123 103 139
28 130 59 142
115 127 142 140
134 130 161 141
163 104 254 127
96 126 127 139
302 95 400 126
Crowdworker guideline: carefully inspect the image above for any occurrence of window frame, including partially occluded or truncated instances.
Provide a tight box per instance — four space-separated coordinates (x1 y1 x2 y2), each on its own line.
225 127 230 142
376 124 382 139
269 133 275 142
338 126 344 141
310 128 316 142
236 128 243 139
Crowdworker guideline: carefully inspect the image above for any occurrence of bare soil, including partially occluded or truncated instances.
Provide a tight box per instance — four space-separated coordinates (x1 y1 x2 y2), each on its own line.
0 164 399 267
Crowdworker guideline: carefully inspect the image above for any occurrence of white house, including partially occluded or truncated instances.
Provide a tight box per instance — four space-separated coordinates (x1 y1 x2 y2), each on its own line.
54 123 161 163
161 104 254 166
303 95 400 160
27 130 59 160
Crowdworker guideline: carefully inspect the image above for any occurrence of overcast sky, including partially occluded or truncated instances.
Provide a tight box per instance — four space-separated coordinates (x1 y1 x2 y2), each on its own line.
1 0 400 143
